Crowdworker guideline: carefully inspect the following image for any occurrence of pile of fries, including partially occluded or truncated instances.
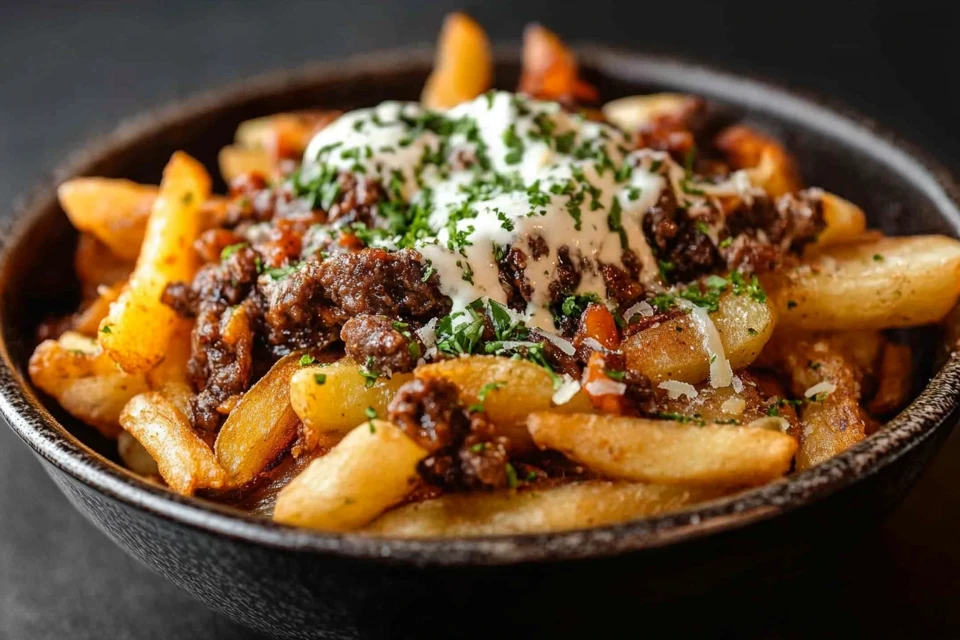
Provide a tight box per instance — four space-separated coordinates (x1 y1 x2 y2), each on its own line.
28 14 960 538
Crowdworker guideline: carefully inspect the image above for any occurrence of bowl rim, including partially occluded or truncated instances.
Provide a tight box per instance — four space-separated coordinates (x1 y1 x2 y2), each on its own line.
3 44 960 567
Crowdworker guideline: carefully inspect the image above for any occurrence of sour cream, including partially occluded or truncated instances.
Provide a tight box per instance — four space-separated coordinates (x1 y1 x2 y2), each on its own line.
302 92 691 331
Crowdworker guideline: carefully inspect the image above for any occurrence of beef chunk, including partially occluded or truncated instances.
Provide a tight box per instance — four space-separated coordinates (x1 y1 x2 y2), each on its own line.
388 378 510 490
341 314 422 375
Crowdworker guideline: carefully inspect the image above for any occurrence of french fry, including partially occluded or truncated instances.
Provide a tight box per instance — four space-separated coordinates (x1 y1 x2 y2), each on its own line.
117 431 160 477
518 23 597 102
28 332 148 438
770 235 960 330
235 110 341 159
98 152 210 373
866 341 912 415
654 376 771 426
601 93 701 133
414 356 593 451
365 480 725 537
71 282 125 336
622 292 776 384
764 335 866 470
528 412 796 486
421 12 492 109
218 146 274 183
290 357 414 448
273 420 427 531
811 192 868 249
120 392 225 495
60 178 226 262
715 125 801 197
214 351 302 487
59 178 157 261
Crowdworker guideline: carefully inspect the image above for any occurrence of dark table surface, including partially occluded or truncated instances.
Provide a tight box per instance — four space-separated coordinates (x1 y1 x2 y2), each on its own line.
2 1 960 638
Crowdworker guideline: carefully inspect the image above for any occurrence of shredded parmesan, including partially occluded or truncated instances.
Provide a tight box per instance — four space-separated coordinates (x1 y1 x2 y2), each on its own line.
585 379 626 396
804 381 837 399
551 376 581 405
582 337 605 352
677 299 733 389
720 396 746 415
747 416 790 432
624 300 655 321
658 380 698 400
731 375 744 393
540 331 576 356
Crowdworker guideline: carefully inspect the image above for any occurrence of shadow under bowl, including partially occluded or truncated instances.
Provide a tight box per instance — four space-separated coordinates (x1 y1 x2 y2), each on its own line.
2 47 960 639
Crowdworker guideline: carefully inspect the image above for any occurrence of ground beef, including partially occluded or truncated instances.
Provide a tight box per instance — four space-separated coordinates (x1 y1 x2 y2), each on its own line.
163 246 261 431
723 189 824 274
643 189 723 283
325 172 385 228
318 248 450 319
497 246 534 312
340 314 422 375
388 378 510 490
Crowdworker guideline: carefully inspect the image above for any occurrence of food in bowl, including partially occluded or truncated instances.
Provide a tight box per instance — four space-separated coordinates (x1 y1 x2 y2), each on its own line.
29 13 960 537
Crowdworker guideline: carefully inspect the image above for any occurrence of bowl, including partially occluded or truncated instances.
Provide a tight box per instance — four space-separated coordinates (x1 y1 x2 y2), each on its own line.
2 47 960 639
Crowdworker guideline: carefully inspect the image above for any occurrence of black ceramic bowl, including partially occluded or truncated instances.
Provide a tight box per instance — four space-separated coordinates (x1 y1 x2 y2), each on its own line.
3 47 960 639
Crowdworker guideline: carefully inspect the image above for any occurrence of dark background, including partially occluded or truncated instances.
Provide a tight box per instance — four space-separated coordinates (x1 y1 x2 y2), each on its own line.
2 1 959 638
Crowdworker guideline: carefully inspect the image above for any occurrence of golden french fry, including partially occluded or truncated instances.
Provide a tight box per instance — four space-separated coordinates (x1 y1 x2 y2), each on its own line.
290 357 413 448
117 431 160 477
218 145 274 183
622 292 776 384
601 93 701 132
765 335 866 470
120 392 225 495
518 23 597 102
28 332 148 438
235 111 341 158
866 341 912 415
366 480 725 537
528 412 796 487
274 420 427 531
59 178 157 261
812 192 868 249
715 125 801 197
654 377 771 426
414 355 593 451
421 12 492 109
99 152 210 373
71 281 125 336
214 351 302 487
770 235 960 330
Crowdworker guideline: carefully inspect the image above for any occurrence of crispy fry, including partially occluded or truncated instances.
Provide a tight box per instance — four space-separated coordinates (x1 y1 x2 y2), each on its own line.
144 319 195 416
290 357 414 449
218 146 274 183
28 332 148 438
601 93 702 133
366 480 725 537
214 351 302 488
274 420 427 531
59 178 157 261
518 24 597 102
120 392 225 495
414 356 592 451
622 292 776 384
715 124 801 197
528 412 796 486
765 335 867 470
70 281 125 336
770 235 960 330
98 152 211 373
810 192 868 249
867 341 912 416
421 12 492 109
235 110 341 160
117 431 160 478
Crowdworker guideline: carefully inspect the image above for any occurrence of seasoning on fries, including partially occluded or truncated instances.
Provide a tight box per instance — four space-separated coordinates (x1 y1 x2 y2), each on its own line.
29 14 960 537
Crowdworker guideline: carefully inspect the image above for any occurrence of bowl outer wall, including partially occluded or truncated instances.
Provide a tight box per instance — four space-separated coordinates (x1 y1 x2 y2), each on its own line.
0 45 959 571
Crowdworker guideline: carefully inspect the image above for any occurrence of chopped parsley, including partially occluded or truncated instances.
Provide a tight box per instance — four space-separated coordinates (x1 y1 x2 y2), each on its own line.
220 242 248 261
313 373 327 385
505 462 519 489
100 324 113 334
469 380 506 413
298 354 317 367
359 356 381 389
560 293 602 318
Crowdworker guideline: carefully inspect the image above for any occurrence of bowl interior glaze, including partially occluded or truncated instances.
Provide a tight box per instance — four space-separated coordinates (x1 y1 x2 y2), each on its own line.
2 47 960 565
